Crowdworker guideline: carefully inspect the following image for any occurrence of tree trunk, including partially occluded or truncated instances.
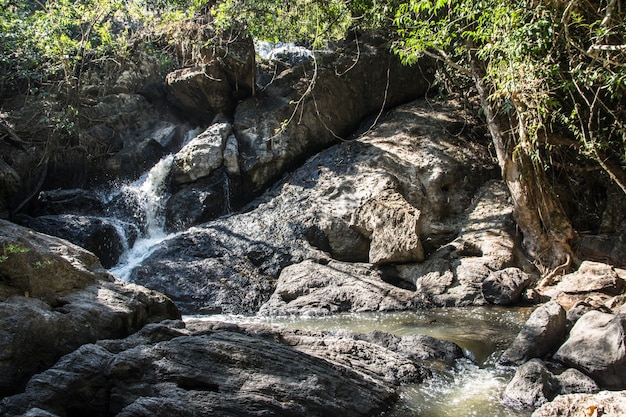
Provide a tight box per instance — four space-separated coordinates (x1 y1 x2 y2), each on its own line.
469 54 574 282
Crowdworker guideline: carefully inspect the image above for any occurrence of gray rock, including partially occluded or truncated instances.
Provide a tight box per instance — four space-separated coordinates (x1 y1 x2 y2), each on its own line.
555 368 600 395
499 301 567 365
396 334 465 362
548 261 625 296
166 65 236 123
0 321 425 417
352 189 425 265
503 359 559 409
165 184 226 232
531 390 626 417
35 188 106 216
554 310 626 389
17 214 134 269
259 259 427 316
482 267 532 305
0 219 180 396
172 122 232 185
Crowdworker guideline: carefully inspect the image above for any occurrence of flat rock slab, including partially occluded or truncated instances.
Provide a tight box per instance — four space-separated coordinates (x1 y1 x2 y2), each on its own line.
0 321 429 417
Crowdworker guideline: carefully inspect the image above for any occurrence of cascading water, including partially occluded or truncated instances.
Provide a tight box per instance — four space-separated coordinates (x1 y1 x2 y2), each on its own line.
108 154 176 281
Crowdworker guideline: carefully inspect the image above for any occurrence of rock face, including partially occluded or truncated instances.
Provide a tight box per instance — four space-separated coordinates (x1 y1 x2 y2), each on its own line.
130 99 504 315
234 34 435 197
554 310 626 389
0 220 180 396
499 301 567 366
0 320 432 417
395 179 519 306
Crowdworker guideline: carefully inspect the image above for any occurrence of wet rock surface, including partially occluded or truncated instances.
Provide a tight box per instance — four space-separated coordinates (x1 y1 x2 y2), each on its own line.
0 320 434 417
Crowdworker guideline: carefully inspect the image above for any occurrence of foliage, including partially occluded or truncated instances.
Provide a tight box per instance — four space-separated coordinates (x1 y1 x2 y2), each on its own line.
391 0 626 194
0 243 30 264
0 0 204 96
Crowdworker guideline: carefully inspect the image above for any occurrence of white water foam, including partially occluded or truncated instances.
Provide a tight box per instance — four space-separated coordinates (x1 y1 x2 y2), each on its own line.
108 154 175 281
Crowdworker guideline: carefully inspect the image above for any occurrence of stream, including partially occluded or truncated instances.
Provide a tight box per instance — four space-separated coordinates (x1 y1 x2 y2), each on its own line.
189 308 534 417
103 120 534 417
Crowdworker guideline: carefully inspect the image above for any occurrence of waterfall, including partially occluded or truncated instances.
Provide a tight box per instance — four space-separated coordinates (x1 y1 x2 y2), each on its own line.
108 154 176 281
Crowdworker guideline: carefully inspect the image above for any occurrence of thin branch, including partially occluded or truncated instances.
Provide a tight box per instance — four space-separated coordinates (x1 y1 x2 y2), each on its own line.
422 49 473 78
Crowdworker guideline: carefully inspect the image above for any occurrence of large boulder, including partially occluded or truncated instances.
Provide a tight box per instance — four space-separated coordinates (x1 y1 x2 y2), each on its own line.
166 65 237 123
16 214 135 269
544 261 625 300
0 321 427 417
258 259 428 316
503 359 560 409
503 359 599 410
0 220 180 396
352 189 425 265
482 267 532 306
499 301 567 366
171 122 233 185
554 310 626 389
165 16 256 123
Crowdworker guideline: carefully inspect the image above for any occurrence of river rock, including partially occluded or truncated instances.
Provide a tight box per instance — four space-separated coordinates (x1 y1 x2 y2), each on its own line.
556 368 600 395
0 219 180 396
258 259 428 316
482 267 532 305
503 359 560 409
503 360 600 411
499 301 567 366
554 310 626 389
0 321 426 417
165 182 226 232
16 214 134 269
531 390 626 417
349 330 465 363
33 188 106 216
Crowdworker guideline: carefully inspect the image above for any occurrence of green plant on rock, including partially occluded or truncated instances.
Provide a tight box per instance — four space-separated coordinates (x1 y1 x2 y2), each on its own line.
0 243 30 264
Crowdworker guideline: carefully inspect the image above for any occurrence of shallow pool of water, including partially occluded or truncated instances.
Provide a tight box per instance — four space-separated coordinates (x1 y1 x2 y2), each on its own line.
187 306 534 417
